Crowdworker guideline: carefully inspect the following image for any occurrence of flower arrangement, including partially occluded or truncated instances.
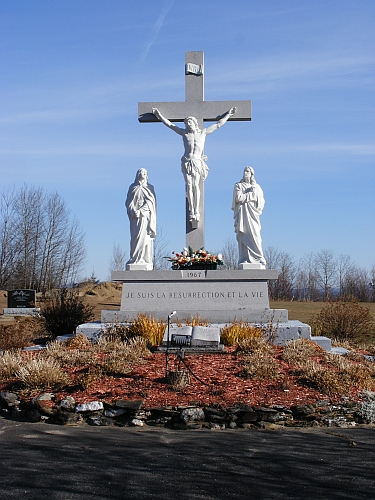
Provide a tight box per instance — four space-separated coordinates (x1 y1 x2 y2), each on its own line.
166 246 224 270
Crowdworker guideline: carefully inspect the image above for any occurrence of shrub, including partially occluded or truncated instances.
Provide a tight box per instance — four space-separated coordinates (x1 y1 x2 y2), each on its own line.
15 358 70 390
0 318 44 351
41 288 95 338
0 351 24 381
310 299 374 344
220 321 263 346
281 339 323 366
239 354 281 380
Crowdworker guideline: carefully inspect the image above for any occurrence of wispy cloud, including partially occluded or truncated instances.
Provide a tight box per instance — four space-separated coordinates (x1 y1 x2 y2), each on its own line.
209 52 374 94
139 0 174 65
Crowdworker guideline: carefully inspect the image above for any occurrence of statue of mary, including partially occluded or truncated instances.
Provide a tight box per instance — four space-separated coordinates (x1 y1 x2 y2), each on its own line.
125 168 156 270
232 166 266 269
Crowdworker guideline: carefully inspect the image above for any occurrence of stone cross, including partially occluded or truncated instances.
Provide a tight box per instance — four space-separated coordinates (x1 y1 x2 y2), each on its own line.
138 51 251 250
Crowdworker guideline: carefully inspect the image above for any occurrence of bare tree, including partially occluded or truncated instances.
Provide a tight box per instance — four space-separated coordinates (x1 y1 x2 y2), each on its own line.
314 249 337 300
295 253 320 301
264 247 295 300
220 237 238 270
0 185 86 292
153 227 170 270
108 242 127 278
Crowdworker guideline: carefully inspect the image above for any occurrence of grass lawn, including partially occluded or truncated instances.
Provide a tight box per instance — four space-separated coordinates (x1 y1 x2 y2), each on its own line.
270 300 375 336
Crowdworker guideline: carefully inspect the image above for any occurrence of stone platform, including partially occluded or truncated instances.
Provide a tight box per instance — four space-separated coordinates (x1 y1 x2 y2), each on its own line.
74 269 331 351
103 269 287 324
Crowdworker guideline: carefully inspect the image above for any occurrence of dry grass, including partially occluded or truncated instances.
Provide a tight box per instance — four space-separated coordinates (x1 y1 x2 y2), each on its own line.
15 358 71 390
236 336 275 356
221 321 263 346
0 351 24 381
41 340 94 368
281 339 323 366
295 357 375 395
239 354 281 380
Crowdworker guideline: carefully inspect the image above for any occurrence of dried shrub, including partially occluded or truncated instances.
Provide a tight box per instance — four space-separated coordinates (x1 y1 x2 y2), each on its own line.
239 354 281 380
94 336 151 375
76 366 103 390
0 318 44 350
41 287 95 339
236 336 275 356
15 358 70 390
128 314 166 346
296 358 374 395
66 333 92 349
281 339 323 366
100 322 131 342
221 321 263 346
310 299 374 344
0 351 24 381
41 340 94 368
101 351 134 376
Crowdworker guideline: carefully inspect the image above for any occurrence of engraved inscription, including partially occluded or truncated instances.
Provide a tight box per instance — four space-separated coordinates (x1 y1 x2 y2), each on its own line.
182 271 204 279
185 63 203 75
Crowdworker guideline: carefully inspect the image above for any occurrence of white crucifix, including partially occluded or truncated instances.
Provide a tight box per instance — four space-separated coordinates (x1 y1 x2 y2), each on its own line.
138 51 251 250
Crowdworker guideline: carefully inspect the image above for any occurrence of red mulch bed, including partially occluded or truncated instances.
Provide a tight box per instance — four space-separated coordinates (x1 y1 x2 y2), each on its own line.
47 347 350 408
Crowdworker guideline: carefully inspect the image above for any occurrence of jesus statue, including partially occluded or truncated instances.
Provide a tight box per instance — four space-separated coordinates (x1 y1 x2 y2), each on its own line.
152 107 236 223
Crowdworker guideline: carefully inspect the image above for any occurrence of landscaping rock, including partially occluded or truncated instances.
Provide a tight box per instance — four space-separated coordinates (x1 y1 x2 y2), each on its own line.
0 392 19 407
104 408 126 418
34 400 55 416
180 407 205 423
131 418 144 427
115 399 145 411
51 410 84 426
58 396 76 412
87 415 114 426
290 404 316 419
75 401 104 412
32 393 54 402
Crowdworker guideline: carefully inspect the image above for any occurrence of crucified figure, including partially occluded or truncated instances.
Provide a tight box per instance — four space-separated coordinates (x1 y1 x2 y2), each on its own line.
152 107 236 222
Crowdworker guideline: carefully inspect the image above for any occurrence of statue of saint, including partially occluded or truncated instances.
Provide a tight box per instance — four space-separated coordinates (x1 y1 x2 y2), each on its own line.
152 107 236 222
232 166 266 269
126 168 156 270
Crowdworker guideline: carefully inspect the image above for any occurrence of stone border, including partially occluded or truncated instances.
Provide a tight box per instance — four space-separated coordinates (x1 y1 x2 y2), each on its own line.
1 391 374 430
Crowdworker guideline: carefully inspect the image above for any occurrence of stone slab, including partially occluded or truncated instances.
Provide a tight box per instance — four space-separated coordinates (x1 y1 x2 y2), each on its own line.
101 309 288 324
112 269 278 281
271 320 311 346
3 308 40 316
311 336 332 352
191 326 220 347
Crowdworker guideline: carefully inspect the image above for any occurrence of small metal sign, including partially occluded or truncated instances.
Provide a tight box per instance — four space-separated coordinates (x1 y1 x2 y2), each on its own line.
7 289 36 309
185 63 203 75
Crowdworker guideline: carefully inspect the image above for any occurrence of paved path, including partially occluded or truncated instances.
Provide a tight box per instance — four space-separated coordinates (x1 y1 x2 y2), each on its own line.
0 419 374 499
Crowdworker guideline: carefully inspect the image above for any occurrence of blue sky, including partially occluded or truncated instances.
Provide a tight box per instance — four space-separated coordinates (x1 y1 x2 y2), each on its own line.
1 0 374 280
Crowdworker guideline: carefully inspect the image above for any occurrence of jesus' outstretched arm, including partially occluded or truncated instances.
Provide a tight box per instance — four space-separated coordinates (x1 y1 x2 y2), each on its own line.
152 108 184 136
205 107 237 135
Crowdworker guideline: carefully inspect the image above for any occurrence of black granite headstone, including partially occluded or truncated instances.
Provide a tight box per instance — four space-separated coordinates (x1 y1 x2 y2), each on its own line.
7 289 36 309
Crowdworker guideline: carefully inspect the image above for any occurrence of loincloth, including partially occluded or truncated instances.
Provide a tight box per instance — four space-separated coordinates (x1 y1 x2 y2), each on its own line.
181 156 209 181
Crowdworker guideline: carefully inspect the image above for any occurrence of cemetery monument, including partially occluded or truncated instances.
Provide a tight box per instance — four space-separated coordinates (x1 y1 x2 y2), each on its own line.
86 51 330 350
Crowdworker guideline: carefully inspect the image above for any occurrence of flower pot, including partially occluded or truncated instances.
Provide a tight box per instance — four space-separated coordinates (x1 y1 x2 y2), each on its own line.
173 263 218 270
